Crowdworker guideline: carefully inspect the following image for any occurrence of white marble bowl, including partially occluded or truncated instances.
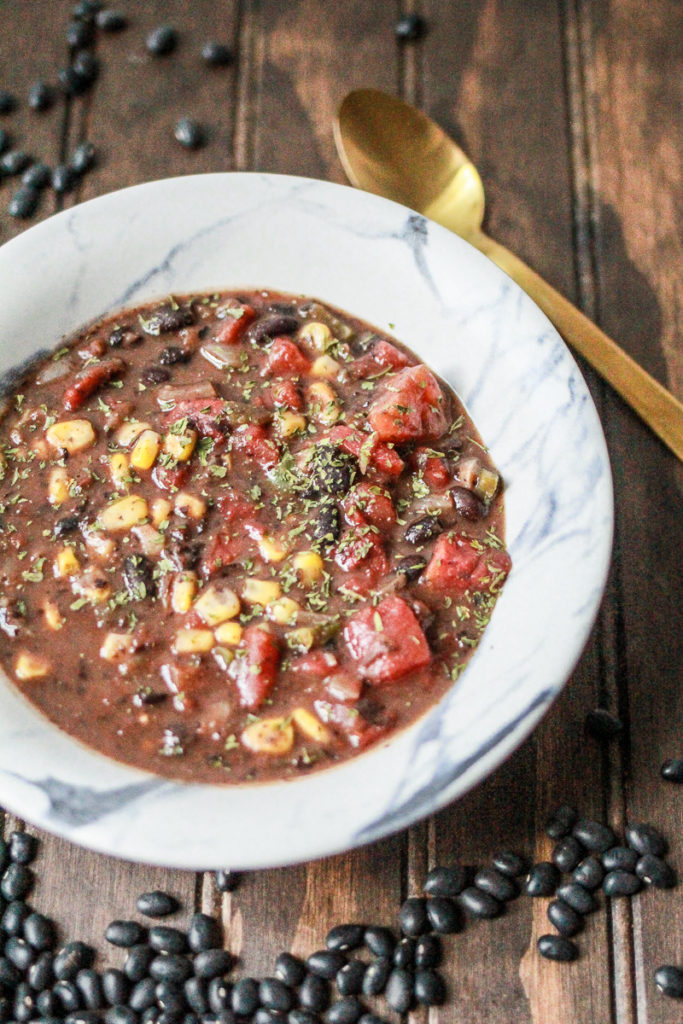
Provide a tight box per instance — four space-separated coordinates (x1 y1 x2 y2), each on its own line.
0 174 613 868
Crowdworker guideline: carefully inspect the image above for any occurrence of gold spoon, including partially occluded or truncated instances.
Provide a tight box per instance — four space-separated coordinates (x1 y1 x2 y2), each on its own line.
334 88 683 460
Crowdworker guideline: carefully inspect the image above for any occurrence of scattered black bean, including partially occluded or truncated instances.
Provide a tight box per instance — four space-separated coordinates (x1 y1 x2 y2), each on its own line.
146 26 178 56
274 953 305 988
335 959 365 997
398 897 429 937
54 978 82 1012
415 934 442 969
394 554 426 581
458 887 501 919
149 954 193 985
193 951 234 980
129 977 158 1013
258 980 293 1014
2 900 30 935
474 868 518 903
75 968 104 1009
601 846 638 873
125 945 156 982
585 708 623 739
159 346 191 366
96 9 128 31
603 870 641 898
537 935 578 963
423 866 467 899
58 66 90 96
288 1012 319 1024
156 980 187 1013
35 987 59 1016
27 950 54 990
635 854 676 889
54 942 95 980
546 899 583 937
106 921 148 949
491 850 528 878
544 804 578 839
174 118 206 150
306 951 346 981
450 486 485 521
572 819 615 854
414 968 446 1006
73 1 103 18
201 42 234 66
0 128 9 154
0 91 17 114
136 892 179 919
625 823 667 857
22 162 51 189
207 976 231 1013
298 973 330 1012
392 938 415 969
231 977 259 1016
0 957 20 988
28 81 55 112
361 958 390 998
5 937 35 972
324 995 362 1024
394 13 428 42
660 758 683 783
556 882 596 915
1 864 34 901
254 1009 286 1024
572 857 604 891
14 979 37 1021
184 977 209 1015
425 897 462 934
141 365 172 386
0 150 31 176
325 925 364 953
8 185 40 219
404 515 441 546
70 141 97 175
552 836 584 873
149 927 188 955
384 968 412 1014
52 164 78 194
654 965 683 999
66 19 94 49
103 969 131 1006
105 1006 139 1024
250 315 301 343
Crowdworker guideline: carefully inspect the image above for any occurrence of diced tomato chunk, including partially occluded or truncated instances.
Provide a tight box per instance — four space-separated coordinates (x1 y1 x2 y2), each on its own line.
216 489 257 523
351 339 413 378
289 650 339 679
229 625 280 709
214 304 256 345
201 531 246 576
412 447 451 488
266 379 303 411
422 532 512 595
63 357 126 411
337 541 389 595
328 425 405 478
163 398 228 440
341 483 396 530
261 337 311 378
367 364 448 443
152 463 190 492
343 595 431 684
230 423 279 470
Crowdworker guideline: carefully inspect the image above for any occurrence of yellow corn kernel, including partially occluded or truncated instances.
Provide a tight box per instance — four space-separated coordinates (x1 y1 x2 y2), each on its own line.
174 492 206 519
98 494 148 532
115 420 151 447
73 568 111 604
15 652 51 681
163 429 197 462
241 717 294 755
130 429 161 471
45 418 96 454
274 411 307 439
174 628 215 654
109 452 130 491
306 381 342 425
286 627 315 652
193 582 240 626
310 355 341 380
214 621 243 646
99 632 135 662
267 596 300 625
242 578 282 606
299 321 333 353
55 546 80 577
292 549 324 583
151 497 172 529
171 572 198 614
48 466 70 506
43 601 64 631
291 706 331 744
257 534 287 564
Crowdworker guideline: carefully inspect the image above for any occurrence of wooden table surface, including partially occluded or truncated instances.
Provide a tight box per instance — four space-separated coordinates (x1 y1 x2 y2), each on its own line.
1 2 681 1022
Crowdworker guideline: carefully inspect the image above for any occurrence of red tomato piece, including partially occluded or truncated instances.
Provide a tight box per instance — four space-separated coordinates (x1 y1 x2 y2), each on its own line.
63 357 126 411
341 483 396 529
216 489 257 523
289 650 339 679
230 423 280 470
367 364 448 443
351 339 413 378
422 532 512 595
164 398 228 440
267 379 303 411
229 625 280 709
328 425 405 478
261 337 311 378
201 530 246 577
336 540 389 595
412 446 451 489
343 595 431 684
152 463 190 492
214 304 256 345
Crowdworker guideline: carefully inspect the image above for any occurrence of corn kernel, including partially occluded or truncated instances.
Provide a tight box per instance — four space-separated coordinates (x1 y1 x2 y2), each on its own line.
267 596 300 625
55 546 80 577
46 418 96 454
306 381 342 425
174 628 215 654
98 494 148 532
130 429 161 471
109 452 130 491
171 572 198 614
286 627 315 652
115 420 151 447
43 601 64 631
256 534 287 564
15 652 51 681
291 706 331 744
151 497 172 529
163 428 197 462
274 411 307 439
299 321 333 353
310 355 341 380
241 717 294 755
193 582 240 626
100 632 135 662
214 621 243 646
292 549 324 583
48 466 70 506
242 578 282 606
174 492 206 519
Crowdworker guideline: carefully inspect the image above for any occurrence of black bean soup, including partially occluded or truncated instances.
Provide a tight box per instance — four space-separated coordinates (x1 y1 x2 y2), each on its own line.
0 290 510 783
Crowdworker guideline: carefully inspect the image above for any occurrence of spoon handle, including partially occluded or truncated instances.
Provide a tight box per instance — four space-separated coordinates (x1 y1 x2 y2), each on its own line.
475 231 683 460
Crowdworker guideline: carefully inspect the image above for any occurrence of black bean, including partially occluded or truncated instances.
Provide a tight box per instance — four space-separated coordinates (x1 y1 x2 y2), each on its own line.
537 935 578 963
572 819 616 854
356 1016 384 1024
625 822 667 857
174 118 206 151
14 981 36 1022
361 958 389 999
585 708 623 739
660 757 683 783
322 923 363 953
159 346 191 366
602 870 641 898
384 969 412 1014
66 1013 106 1024
0 957 20 988
8 833 37 865
149 927 187 955
335 961 366 997
54 979 82 1012
306 446 356 499
136 892 179 919
185 978 209 1015
425 896 462 934
2 898 30 934
207 978 231 1013
544 804 578 839
22 911 56 951
28 81 55 112
193 951 234 980
125 946 156 982
392 939 415 969
105 1006 139 1024
423 866 467 898
362 927 394 958
491 850 528 878
398 896 429 937
5 936 35 970
259 980 293 1013
288 1012 319 1024
75 969 104 1010
394 554 426 581
73 1 103 18
36 987 59 1016
150 955 192 984
0 91 17 114
22 162 51 189
0 128 9 155
552 836 584 873
414 968 446 1006
250 315 301 343
70 141 97 176
156 982 187 1013
103 970 131 1007
572 856 604 890
59 65 90 96
404 515 441 546
254 1011 286 1024
635 854 676 888
601 846 638 873
0 995 9 1024
416 934 442 969
547 899 583 937
450 486 485 521
231 978 259 1017
306 951 346 981
311 502 341 549
2 864 34 901
8 185 40 219
556 882 596 915
96 9 128 31
28 950 54 990
269 953 303 988
474 868 518 903
394 13 427 42
324 996 362 1024
654 965 683 999
146 26 178 56
141 366 172 386
297 974 329 1013
54 942 95 980
185 914 220 954
0 150 31 176
458 886 501 919
52 164 78 194
66 19 94 48
201 42 233 66
106 921 148 949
